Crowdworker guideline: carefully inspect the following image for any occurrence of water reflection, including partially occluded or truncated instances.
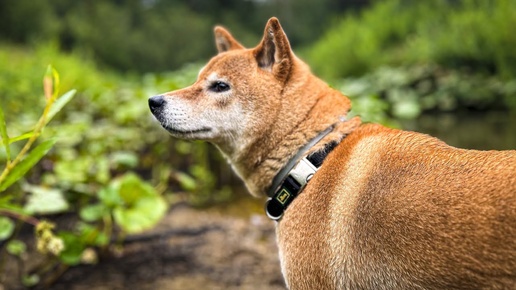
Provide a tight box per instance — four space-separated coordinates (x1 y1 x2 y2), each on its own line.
400 111 516 150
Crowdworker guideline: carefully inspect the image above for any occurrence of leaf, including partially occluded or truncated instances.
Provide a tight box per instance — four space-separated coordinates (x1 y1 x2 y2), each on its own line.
0 139 56 192
79 204 107 222
7 240 27 256
22 274 40 287
116 173 156 205
98 186 123 208
0 216 15 240
8 132 34 145
111 173 167 234
0 106 11 162
6 90 76 145
23 185 69 215
110 151 138 169
44 65 60 102
45 89 77 126
78 223 109 246
58 231 85 266
113 196 167 234
0 216 15 241
175 172 197 191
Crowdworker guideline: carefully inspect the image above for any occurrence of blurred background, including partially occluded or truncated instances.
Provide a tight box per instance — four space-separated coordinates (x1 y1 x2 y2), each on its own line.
0 0 515 289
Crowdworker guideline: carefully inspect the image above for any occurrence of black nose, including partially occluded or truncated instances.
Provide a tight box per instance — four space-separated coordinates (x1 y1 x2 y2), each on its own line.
149 95 165 113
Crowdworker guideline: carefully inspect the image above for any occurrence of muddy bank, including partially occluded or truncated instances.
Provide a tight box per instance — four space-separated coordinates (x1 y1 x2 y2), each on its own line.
48 203 285 290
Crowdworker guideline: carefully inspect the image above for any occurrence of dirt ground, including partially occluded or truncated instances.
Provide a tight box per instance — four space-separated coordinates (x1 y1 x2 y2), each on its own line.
3 203 286 290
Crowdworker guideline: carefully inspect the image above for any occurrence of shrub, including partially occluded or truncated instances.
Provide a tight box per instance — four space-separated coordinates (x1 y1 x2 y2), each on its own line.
306 0 516 80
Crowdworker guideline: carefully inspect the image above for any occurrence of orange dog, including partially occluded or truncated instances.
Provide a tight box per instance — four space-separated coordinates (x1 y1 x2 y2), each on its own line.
149 17 516 289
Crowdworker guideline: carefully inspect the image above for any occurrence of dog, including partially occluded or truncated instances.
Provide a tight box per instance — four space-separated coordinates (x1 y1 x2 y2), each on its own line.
149 17 516 289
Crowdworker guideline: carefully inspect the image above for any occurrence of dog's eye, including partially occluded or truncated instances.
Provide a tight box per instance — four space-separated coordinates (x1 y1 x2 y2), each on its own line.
210 81 230 93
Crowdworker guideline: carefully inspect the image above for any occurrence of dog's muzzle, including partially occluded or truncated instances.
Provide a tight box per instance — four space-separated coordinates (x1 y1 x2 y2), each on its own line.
148 95 165 115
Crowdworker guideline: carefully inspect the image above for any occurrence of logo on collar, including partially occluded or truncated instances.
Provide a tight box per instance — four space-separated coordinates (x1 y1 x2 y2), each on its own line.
266 156 318 220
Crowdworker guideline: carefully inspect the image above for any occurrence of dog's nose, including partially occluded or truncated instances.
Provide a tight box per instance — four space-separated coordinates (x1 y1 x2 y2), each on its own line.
148 95 165 113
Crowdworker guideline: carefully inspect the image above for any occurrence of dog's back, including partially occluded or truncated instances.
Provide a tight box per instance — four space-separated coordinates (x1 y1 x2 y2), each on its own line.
279 124 516 289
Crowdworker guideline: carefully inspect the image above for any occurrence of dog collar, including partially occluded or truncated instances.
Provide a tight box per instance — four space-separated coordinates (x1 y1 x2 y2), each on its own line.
265 124 340 220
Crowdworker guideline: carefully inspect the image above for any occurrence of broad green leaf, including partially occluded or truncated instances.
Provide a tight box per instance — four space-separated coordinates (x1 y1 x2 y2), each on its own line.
46 89 77 126
78 223 109 246
98 186 123 208
0 216 15 241
79 203 107 222
113 195 167 234
8 132 34 145
23 185 69 215
7 239 27 256
0 139 56 191
0 106 10 162
116 173 156 205
58 231 85 266
111 173 167 234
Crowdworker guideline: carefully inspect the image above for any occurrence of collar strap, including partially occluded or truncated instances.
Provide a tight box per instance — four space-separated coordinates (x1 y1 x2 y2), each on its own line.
265 125 339 220
267 125 335 198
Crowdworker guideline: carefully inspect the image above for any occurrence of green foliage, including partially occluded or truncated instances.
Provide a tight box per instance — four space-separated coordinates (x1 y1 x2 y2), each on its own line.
0 63 191 286
0 139 56 191
81 173 167 235
337 64 516 121
0 216 15 240
307 0 516 80
6 240 26 257
0 44 238 287
0 0 360 73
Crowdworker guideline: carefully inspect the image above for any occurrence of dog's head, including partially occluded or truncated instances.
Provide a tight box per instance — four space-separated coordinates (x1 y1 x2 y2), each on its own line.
149 18 303 151
149 17 351 161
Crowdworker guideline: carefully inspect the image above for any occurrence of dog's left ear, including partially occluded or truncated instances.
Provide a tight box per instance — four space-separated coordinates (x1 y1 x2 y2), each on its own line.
214 26 245 53
254 17 293 82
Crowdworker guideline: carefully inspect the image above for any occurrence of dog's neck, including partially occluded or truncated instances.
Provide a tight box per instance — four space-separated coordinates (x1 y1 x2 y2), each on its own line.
219 65 361 197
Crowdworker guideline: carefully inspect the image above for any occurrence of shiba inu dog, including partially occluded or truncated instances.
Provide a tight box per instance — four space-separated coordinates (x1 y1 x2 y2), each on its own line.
149 17 516 289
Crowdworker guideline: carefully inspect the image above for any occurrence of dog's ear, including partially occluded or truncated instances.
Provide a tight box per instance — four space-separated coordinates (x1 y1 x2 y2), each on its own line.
214 26 245 53
253 17 293 82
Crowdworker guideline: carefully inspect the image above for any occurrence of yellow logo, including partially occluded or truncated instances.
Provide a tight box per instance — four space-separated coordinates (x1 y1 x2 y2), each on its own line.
276 189 291 205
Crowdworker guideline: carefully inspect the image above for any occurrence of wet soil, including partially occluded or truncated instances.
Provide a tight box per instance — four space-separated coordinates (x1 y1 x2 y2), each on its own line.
3 203 286 290
58 203 285 290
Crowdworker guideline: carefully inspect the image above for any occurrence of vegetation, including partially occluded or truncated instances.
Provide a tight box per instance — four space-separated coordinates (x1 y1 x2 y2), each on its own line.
0 45 232 286
307 0 516 80
304 0 516 119
0 0 361 73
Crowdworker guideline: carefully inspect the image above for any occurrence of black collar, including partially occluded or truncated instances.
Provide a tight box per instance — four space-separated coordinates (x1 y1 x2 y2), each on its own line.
265 124 341 220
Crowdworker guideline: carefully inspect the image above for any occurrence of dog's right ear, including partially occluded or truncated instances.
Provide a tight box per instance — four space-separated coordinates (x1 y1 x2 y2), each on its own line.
214 26 245 53
253 17 293 83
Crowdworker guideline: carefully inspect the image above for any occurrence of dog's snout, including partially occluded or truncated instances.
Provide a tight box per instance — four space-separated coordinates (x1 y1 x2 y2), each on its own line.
149 95 165 113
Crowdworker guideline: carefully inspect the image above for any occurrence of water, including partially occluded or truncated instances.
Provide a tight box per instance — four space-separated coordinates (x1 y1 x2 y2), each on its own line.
400 111 516 150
